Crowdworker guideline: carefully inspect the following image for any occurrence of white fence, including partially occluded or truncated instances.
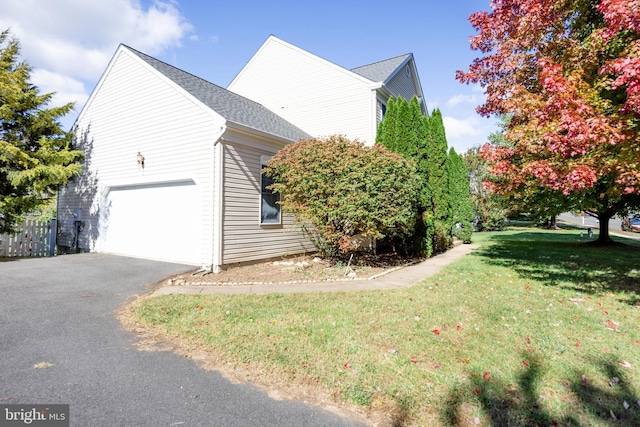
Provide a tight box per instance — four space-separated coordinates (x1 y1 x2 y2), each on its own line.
0 219 57 257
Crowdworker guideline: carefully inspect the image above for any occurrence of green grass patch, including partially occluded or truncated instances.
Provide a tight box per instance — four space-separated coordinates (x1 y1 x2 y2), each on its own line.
130 227 640 426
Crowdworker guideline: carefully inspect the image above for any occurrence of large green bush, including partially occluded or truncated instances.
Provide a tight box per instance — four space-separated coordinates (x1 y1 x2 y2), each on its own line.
265 135 420 256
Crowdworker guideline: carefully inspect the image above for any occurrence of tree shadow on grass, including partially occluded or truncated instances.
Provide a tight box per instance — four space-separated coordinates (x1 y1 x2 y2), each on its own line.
569 356 640 425
441 352 640 426
474 230 640 305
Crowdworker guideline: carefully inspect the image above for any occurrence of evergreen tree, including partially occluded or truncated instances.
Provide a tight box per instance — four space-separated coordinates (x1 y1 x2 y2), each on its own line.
426 109 450 223
448 148 474 243
426 109 452 252
375 97 396 151
0 30 83 233
376 95 434 256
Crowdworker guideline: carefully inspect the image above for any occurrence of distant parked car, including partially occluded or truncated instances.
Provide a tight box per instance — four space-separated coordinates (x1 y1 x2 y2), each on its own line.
621 216 640 232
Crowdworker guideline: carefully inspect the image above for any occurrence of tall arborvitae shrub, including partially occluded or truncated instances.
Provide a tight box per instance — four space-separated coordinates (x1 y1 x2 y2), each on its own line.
426 109 452 253
376 96 433 257
448 148 474 243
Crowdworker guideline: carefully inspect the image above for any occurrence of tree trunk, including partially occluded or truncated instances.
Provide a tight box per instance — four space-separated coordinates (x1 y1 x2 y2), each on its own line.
596 213 613 243
547 215 558 229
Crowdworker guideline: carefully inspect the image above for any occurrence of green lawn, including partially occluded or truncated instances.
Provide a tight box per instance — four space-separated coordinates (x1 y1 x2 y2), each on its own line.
130 227 640 426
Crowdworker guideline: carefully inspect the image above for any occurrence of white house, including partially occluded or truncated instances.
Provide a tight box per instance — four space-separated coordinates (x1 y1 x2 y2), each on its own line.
57 45 314 269
228 35 426 146
57 37 427 269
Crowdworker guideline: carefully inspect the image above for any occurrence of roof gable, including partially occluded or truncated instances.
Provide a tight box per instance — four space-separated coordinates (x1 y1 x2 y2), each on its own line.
124 45 310 142
230 36 375 89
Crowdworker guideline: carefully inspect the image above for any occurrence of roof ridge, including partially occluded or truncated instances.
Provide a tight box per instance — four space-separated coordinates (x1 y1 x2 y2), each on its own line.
121 44 310 142
350 53 412 71
122 44 269 109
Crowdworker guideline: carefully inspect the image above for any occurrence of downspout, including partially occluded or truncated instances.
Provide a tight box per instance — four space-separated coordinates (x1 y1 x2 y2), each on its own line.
212 124 227 273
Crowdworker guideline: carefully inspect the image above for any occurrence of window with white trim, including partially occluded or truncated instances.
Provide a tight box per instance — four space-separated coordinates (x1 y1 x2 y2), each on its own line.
260 155 281 225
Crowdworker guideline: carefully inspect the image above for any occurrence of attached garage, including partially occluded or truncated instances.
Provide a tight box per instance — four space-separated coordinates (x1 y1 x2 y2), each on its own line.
58 44 314 271
100 180 202 265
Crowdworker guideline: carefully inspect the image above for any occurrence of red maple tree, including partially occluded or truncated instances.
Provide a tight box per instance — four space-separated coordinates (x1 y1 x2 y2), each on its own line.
457 0 640 242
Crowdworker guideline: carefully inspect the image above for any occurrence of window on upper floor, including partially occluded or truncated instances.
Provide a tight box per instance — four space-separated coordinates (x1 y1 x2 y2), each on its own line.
260 155 281 225
377 100 387 125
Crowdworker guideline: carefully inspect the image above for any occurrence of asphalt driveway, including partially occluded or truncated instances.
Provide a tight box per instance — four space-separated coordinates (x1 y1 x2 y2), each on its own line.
0 254 364 426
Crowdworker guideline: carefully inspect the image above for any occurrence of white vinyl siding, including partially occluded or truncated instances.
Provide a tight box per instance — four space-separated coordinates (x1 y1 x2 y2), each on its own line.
229 37 376 145
58 48 221 265
222 139 315 265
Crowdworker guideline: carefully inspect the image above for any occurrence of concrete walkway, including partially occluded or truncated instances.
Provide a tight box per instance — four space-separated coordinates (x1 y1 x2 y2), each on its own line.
152 243 480 296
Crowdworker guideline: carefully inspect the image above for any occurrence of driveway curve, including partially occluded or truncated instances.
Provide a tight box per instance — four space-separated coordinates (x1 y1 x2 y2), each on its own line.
0 253 364 426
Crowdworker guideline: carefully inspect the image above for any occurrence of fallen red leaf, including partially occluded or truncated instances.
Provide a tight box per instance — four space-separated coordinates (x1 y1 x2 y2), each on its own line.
433 329 440 335
195 305 203 310
483 371 491 380
575 342 581 347
474 387 481 395
344 363 351 369
522 360 529 367
456 325 463 330
525 285 531 290
525 338 531 344
410 356 418 363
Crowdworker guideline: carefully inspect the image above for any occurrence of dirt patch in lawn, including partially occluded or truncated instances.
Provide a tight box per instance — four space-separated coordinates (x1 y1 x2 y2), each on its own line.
165 253 420 287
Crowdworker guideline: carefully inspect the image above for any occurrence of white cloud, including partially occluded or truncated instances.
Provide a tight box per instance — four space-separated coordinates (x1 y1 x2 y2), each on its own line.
0 0 194 127
31 69 88 108
446 93 479 108
443 116 482 140
443 115 497 153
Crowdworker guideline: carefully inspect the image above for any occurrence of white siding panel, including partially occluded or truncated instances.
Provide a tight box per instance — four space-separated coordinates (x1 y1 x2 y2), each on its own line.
58 48 221 266
229 38 376 145
221 141 315 265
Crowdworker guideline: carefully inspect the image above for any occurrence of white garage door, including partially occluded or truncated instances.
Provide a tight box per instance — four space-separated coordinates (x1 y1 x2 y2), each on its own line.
101 180 202 265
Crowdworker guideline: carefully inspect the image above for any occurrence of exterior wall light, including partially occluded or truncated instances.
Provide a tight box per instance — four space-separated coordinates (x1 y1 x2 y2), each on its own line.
137 152 145 169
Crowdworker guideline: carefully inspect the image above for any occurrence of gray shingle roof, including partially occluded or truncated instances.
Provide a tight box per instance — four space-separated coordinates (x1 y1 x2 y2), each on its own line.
350 53 413 83
125 45 310 142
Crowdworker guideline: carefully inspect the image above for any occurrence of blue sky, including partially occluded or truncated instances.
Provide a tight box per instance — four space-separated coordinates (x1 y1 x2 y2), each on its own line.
0 0 496 153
